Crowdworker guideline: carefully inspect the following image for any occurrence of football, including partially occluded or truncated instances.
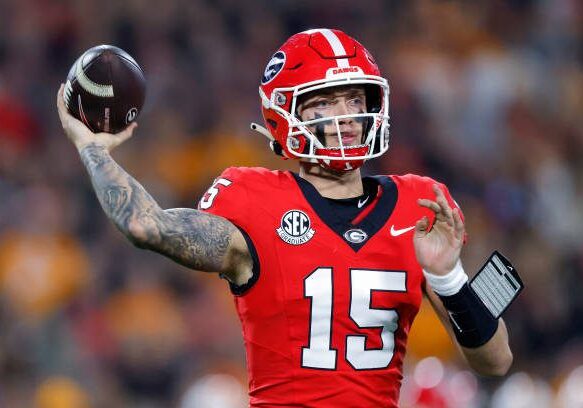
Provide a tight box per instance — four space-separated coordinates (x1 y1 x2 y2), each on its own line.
64 45 146 134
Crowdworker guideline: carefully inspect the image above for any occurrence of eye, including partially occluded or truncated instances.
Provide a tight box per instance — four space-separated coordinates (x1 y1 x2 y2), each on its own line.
313 99 333 109
348 96 365 107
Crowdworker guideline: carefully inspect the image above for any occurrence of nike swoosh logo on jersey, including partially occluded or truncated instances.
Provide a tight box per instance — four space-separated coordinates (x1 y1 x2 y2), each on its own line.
357 197 369 208
390 225 415 237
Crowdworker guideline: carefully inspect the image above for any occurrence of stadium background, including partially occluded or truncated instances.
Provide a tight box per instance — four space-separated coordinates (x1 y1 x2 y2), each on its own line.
0 0 581 406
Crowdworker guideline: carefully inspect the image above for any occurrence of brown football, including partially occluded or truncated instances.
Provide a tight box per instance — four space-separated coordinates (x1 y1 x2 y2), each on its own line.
64 45 146 134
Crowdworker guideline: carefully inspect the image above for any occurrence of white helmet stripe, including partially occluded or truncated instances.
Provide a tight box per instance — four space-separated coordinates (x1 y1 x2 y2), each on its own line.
319 29 350 68
305 28 350 68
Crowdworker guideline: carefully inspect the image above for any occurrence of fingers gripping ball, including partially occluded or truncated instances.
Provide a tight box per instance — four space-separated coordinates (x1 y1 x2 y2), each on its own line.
64 45 146 134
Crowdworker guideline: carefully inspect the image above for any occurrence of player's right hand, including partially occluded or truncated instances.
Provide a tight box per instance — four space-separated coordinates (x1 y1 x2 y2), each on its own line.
56 84 137 152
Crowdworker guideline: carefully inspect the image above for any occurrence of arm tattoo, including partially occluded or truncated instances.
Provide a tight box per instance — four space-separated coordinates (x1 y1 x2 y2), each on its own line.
80 144 158 235
149 208 236 272
79 143 237 272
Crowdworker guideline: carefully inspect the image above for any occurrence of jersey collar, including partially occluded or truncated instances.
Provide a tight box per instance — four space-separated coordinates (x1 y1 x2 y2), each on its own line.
291 173 398 251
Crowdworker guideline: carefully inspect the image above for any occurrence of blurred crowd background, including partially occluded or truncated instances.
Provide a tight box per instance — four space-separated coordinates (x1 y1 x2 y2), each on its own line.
0 0 582 407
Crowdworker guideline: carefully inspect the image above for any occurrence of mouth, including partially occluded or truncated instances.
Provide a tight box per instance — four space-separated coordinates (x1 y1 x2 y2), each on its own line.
339 132 359 146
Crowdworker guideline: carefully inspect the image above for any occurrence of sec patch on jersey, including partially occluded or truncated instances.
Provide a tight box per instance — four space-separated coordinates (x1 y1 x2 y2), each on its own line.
276 209 315 245
64 45 146 134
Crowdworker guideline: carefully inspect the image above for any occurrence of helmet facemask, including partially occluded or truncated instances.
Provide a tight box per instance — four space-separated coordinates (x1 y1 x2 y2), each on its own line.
260 75 390 172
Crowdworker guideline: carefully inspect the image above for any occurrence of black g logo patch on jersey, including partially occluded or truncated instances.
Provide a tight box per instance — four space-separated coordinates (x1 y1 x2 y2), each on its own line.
277 209 315 245
344 228 368 244
262 51 286 84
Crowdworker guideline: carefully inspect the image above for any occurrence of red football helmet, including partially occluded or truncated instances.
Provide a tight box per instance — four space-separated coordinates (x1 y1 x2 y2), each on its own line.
253 28 390 172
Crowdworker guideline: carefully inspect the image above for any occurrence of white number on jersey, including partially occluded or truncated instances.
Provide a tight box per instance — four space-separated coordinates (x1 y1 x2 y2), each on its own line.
199 178 232 209
347 269 405 369
302 267 338 369
302 267 406 370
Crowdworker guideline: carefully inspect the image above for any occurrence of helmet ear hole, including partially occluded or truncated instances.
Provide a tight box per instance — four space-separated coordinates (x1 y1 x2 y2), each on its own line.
267 119 278 130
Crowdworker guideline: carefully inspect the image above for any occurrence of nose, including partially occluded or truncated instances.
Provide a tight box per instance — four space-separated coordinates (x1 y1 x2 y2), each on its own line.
334 101 354 125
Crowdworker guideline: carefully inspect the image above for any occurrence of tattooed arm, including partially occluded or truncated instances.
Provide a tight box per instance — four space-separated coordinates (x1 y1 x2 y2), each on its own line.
57 85 252 284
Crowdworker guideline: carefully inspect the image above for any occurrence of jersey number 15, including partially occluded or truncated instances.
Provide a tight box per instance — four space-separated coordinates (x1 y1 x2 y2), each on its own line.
302 268 406 370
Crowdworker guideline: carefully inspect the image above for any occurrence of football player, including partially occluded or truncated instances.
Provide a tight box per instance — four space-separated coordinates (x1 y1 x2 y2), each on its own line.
57 29 513 407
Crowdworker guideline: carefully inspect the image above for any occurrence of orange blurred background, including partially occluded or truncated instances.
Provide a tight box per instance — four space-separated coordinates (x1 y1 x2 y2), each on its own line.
0 1 582 407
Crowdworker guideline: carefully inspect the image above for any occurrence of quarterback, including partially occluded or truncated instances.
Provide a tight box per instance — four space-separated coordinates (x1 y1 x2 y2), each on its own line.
57 29 513 407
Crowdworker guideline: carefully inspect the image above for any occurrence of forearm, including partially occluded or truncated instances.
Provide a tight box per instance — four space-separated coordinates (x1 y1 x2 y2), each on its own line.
426 288 513 376
460 319 512 376
78 143 162 244
59 86 246 275
78 143 247 275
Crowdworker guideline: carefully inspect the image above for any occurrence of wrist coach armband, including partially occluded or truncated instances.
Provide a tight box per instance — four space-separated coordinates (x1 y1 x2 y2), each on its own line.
434 252 523 348
469 251 523 319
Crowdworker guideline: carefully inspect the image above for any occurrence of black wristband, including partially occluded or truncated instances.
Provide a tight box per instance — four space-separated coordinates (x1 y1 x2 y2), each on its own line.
438 283 498 348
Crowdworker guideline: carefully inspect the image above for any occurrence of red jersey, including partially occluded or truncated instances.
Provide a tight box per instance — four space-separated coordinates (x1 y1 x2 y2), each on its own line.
200 167 459 408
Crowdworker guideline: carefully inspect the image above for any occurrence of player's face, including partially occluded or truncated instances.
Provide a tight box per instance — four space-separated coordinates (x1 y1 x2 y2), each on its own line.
297 86 367 148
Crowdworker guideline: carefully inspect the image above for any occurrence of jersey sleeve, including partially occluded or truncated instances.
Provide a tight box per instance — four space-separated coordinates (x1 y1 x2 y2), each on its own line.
198 167 249 223
400 174 467 242
198 167 261 294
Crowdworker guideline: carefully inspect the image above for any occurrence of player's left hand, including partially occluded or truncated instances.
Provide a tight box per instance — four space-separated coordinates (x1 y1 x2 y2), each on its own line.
414 184 464 276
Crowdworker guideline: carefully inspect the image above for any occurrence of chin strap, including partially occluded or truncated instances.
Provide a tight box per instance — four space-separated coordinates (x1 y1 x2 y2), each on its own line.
250 122 285 157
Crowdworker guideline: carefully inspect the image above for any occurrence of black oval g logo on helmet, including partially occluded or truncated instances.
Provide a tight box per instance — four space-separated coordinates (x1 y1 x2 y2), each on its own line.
261 51 286 84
